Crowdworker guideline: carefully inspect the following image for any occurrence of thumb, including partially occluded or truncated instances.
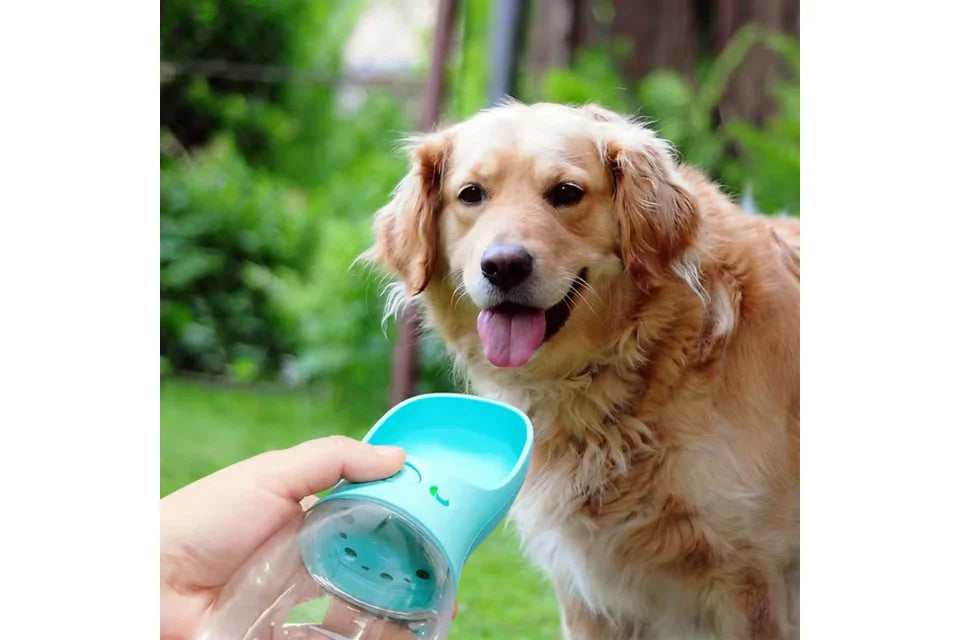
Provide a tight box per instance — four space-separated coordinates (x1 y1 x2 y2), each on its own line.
239 436 406 503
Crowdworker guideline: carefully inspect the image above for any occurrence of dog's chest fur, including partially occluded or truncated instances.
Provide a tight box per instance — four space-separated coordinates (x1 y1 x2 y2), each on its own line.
475 376 793 637
511 449 689 626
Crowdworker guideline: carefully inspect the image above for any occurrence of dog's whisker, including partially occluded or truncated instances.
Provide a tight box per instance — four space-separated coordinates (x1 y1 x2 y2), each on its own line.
577 289 600 317
565 269 601 303
563 271 600 317
548 273 599 318
442 269 472 309
577 277 602 304
570 285 599 318
452 281 471 308
442 269 461 286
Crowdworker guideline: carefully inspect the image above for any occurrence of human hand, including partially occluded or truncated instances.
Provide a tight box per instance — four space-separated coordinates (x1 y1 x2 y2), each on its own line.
160 436 407 640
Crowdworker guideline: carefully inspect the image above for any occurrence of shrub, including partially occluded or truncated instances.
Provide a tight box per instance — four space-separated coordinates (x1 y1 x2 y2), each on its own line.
160 137 316 379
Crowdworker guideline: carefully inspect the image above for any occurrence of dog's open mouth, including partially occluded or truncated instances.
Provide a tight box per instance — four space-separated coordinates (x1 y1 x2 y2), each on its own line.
476 269 587 368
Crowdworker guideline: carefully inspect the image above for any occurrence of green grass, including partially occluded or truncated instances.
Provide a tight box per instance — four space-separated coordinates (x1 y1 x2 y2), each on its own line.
161 379 560 639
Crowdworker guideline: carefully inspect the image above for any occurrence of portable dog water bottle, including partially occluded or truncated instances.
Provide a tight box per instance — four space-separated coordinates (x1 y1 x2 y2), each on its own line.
195 394 533 640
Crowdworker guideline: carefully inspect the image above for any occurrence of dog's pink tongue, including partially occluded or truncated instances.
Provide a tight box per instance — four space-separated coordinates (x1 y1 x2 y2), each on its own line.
477 308 546 367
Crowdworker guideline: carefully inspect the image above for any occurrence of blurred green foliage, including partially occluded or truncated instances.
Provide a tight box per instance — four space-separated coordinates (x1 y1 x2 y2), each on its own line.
161 0 362 174
161 0 431 387
160 138 315 379
448 0 492 120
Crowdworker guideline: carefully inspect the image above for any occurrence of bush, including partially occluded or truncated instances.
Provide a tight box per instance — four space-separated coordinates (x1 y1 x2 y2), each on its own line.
160 137 316 379
249 95 455 391
160 92 455 390
161 0 364 181
160 0 425 386
161 0 306 155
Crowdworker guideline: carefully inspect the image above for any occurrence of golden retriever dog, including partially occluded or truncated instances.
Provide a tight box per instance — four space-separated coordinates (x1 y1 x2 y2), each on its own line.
364 102 799 640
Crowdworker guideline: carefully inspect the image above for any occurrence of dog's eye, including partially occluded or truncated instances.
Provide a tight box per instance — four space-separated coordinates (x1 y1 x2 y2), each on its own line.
548 182 585 208
457 184 484 205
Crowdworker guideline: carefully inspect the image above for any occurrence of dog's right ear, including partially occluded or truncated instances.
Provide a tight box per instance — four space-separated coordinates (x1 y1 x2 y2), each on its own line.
363 134 449 295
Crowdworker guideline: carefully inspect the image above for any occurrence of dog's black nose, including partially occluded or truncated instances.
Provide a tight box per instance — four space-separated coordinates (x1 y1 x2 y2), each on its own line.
481 243 534 291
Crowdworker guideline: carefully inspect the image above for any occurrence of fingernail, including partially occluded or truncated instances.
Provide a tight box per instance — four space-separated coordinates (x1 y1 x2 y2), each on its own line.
375 445 404 457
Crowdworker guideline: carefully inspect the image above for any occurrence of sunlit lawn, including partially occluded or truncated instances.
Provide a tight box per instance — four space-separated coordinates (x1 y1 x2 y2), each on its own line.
161 379 560 639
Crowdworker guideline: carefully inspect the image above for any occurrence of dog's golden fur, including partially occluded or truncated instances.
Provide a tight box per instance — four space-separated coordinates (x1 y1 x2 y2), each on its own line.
365 102 799 639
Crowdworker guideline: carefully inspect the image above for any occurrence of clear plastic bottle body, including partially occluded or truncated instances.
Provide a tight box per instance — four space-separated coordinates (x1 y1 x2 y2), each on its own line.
195 500 455 640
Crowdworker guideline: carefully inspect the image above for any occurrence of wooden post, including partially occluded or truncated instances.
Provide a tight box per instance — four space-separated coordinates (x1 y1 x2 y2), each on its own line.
489 0 525 102
389 0 459 407
526 0 595 93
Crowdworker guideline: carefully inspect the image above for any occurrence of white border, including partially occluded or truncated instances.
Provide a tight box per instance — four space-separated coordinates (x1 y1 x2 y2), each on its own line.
0 2 158 636
803 2 960 638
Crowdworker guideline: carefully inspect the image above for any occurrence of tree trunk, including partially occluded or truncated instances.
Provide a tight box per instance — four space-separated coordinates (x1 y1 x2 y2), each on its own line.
609 0 700 80
525 0 598 88
527 0 576 83
714 0 800 126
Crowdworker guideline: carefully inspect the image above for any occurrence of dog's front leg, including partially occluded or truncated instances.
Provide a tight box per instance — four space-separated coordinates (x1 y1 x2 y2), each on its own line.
555 585 653 640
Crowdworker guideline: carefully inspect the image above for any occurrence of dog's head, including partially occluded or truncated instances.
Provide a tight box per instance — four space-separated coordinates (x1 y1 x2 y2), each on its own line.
365 102 700 369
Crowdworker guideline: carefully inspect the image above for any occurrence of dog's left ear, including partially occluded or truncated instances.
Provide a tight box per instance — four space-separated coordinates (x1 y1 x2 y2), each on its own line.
363 134 449 295
600 123 700 289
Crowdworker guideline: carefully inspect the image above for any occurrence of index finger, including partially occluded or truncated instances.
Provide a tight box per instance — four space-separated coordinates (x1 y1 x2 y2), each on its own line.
242 435 406 503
